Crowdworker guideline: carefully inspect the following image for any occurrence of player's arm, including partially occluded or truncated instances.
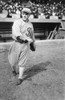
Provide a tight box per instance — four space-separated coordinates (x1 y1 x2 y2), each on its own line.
12 20 21 40
27 24 36 51
12 20 28 43
31 24 35 43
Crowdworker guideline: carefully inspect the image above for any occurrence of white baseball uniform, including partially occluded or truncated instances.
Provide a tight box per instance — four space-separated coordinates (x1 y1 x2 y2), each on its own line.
8 18 35 69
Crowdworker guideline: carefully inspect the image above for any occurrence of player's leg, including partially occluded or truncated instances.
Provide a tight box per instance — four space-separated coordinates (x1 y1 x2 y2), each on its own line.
8 41 20 76
16 57 28 85
16 45 29 85
18 67 24 79
12 66 17 76
16 66 25 85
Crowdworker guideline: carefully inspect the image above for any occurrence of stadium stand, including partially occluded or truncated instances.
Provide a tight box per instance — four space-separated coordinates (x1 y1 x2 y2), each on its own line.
0 0 65 41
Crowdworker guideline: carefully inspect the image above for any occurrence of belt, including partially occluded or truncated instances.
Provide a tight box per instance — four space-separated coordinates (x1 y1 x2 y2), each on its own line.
13 39 25 44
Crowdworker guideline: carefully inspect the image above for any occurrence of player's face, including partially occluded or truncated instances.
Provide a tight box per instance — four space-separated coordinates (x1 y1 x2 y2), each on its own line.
22 12 30 21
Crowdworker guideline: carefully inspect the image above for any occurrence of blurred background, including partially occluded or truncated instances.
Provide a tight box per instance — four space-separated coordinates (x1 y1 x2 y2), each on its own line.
0 0 65 41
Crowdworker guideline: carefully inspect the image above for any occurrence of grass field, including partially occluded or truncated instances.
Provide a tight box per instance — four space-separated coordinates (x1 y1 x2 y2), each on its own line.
0 39 65 100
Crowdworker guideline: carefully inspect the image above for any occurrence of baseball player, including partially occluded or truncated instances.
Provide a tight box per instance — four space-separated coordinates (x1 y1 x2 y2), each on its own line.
8 8 36 85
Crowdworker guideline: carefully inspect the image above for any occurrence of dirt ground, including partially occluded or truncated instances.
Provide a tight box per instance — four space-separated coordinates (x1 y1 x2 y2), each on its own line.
0 39 65 100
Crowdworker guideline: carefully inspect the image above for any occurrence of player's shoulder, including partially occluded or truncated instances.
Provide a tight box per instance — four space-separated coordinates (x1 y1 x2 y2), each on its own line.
13 18 23 24
28 21 33 27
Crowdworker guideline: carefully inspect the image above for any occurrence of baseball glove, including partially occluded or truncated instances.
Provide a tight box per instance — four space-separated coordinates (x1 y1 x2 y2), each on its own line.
30 42 36 51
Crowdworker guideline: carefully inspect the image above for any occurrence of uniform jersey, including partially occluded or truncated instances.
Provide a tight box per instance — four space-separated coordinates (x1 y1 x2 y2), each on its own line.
12 18 35 42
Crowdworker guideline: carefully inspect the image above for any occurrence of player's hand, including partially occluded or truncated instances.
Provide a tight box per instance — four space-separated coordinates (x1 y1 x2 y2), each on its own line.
24 40 28 43
30 42 36 51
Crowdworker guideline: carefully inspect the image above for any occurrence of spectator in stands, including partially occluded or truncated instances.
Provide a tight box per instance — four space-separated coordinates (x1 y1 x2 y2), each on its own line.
7 8 12 18
32 6 39 18
0 5 2 13
58 11 63 19
50 11 58 19
62 9 65 19
8 7 36 85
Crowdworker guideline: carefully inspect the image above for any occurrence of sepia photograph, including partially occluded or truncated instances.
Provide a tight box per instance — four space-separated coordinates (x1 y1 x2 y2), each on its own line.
0 0 65 100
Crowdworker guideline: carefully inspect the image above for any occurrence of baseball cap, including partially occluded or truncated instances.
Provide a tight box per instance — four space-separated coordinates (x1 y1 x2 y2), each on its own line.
22 8 31 14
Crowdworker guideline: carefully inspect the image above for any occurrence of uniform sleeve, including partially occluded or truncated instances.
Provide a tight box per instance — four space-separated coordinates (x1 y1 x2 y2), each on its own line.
12 20 22 40
31 24 35 42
